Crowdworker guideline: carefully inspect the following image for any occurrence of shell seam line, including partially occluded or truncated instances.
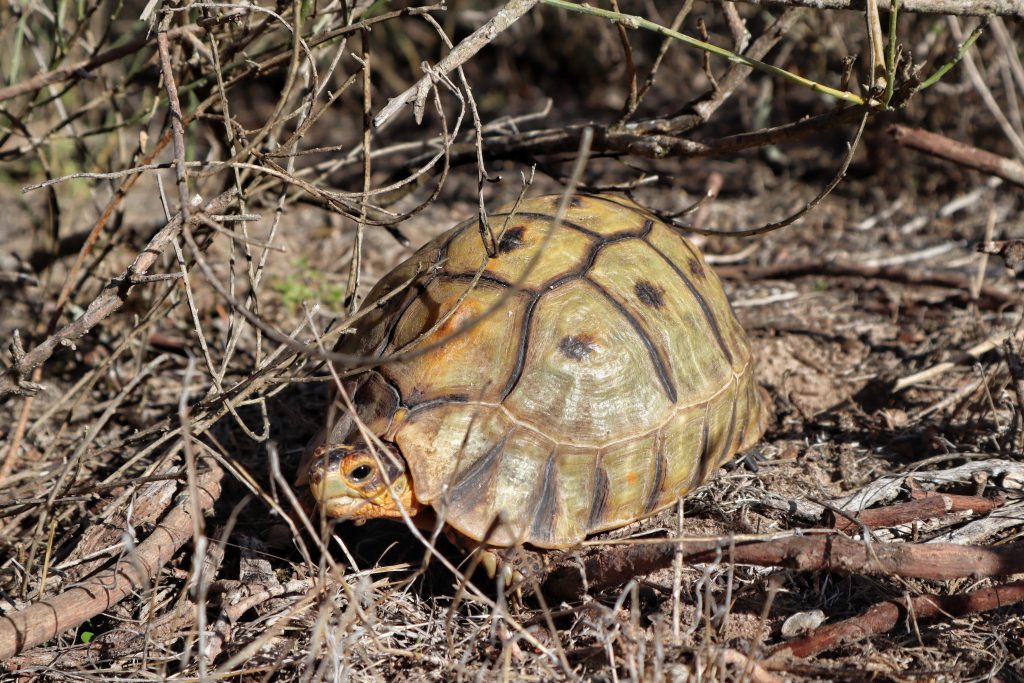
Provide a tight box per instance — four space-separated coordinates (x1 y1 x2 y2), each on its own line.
474 358 751 451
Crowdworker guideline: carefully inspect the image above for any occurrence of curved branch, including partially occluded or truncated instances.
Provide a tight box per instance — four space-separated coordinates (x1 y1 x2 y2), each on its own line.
0 466 223 661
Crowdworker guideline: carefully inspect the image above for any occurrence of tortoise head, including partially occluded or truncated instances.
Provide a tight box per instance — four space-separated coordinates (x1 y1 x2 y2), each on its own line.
307 440 421 521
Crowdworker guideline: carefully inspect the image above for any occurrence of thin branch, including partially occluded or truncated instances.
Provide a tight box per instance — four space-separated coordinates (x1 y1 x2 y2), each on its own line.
679 112 869 237
541 534 1024 601
374 0 541 129
0 466 223 660
541 0 876 107
0 191 240 400
157 16 192 224
889 124 1024 188
717 258 1016 308
731 0 1022 19
0 24 200 104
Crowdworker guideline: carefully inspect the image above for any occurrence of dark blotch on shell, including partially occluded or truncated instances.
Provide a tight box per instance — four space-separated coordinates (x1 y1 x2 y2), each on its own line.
497 227 526 254
559 334 597 361
688 258 705 279
634 280 665 308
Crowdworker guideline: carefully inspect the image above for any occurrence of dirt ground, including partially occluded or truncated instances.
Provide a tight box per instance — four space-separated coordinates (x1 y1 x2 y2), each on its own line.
1 1 1023 680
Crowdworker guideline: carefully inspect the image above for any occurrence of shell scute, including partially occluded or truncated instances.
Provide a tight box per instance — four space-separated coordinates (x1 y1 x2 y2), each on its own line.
501 279 675 446
443 213 598 289
644 221 752 373
395 404 512 506
588 238 736 401
527 194 656 237
588 432 660 534
384 279 530 406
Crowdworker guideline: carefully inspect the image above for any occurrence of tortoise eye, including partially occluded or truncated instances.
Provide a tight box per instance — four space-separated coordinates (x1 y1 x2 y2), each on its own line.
348 463 374 484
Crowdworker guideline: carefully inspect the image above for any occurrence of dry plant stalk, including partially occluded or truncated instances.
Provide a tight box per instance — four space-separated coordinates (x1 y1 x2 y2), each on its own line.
769 580 1024 661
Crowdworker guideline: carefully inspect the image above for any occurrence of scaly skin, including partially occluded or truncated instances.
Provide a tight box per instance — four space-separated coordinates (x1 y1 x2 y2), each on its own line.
306 443 421 521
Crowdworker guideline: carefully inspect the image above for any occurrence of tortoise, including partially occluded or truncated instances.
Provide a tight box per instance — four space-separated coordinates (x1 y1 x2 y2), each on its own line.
305 193 765 550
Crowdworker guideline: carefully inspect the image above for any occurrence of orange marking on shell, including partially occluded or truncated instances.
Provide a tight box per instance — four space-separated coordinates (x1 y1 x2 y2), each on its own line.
423 299 489 362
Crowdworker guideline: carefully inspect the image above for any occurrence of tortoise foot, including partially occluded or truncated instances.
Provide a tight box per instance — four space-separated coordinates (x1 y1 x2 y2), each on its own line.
478 548 525 589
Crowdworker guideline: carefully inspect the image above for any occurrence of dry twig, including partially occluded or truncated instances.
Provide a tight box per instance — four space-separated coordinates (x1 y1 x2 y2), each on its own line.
730 0 1023 18
889 124 1024 188
541 534 1024 600
0 466 223 661
768 580 1024 661
0 191 239 400
717 259 1015 309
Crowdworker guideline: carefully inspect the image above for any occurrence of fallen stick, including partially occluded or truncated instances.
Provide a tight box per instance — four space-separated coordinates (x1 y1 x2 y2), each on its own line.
716 259 1014 306
0 466 223 661
730 0 1023 19
826 492 1003 531
541 535 1024 601
767 579 1024 661
832 458 1023 511
889 124 1024 189
894 328 1023 392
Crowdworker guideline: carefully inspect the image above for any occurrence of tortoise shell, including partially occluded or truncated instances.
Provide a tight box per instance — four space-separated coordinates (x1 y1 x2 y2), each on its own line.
313 193 764 549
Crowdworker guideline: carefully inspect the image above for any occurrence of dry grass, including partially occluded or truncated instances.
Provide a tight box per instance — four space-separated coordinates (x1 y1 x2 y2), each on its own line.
1 0 1024 679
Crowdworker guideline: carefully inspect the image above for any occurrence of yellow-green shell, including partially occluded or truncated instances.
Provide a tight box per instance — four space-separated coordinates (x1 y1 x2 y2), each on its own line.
336 194 763 548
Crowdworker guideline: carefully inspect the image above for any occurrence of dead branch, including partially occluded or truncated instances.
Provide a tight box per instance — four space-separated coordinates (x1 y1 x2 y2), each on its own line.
1004 340 1024 430
833 459 1024 512
0 190 239 400
157 19 192 223
716 259 1015 306
0 465 223 661
0 24 200 104
541 535 1024 601
889 124 1024 189
927 503 1024 545
384 7 804 184
731 0 1023 19
393 82 865 182
767 580 1024 662
682 112 868 237
826 492 1004 531
374 0 541 129
718 648 784 683
893 328 1023 392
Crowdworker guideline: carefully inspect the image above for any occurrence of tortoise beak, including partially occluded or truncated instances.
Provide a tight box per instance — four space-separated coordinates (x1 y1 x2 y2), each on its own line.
308 446 369 519
307 444 419 520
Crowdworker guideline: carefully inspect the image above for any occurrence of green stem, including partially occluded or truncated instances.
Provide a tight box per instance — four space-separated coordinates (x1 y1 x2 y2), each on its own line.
540 0 878 107
883 0 899 107
917 18 988 92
